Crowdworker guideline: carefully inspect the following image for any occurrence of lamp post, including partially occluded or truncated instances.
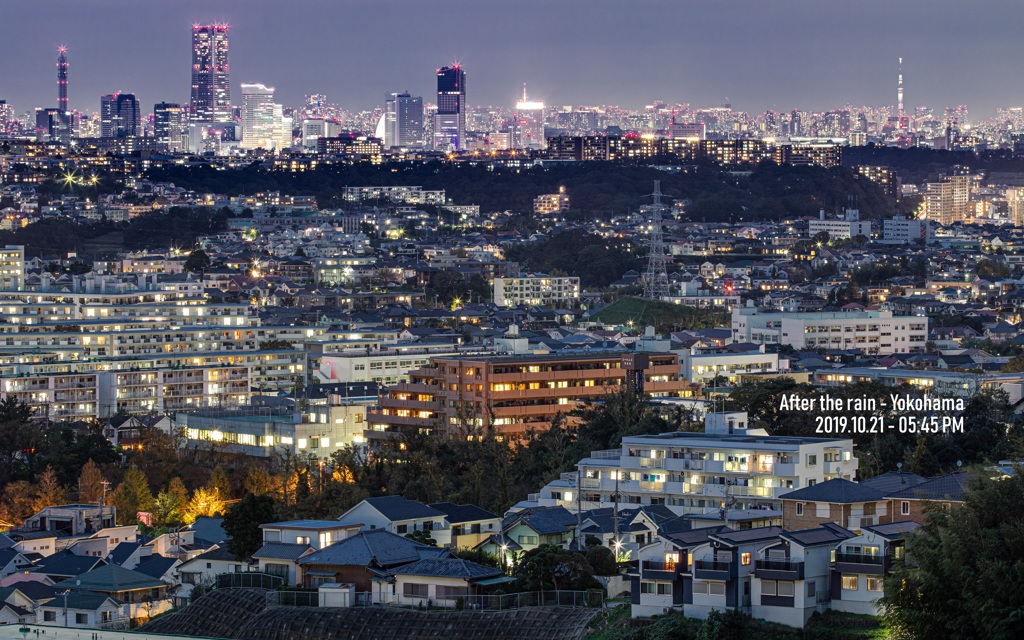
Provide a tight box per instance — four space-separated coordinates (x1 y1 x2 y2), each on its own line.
61 588 71 627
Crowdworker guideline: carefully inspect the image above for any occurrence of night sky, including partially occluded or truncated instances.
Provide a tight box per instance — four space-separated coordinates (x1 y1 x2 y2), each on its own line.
1 0 1021 117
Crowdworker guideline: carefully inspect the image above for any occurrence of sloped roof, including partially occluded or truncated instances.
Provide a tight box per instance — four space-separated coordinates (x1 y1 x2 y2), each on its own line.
782 522 854 547
710 526 784 546
38 592 122 611
30 552 105 578
134 555 179 579
360 496 445 521
503 506 576 536
863 520 922 539
107 541 143 566
188 517 229 544
388 557 502 581
252 543 313 561
886 472 969 502
427 502 499 524
860 470 928 495
298 530 448 568
779 478 886 504
54 564 166 592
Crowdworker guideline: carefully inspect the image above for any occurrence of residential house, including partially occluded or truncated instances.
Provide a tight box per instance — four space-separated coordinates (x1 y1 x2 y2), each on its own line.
380 557 509 607
687 527 784 619
426 503 502 549
884 472 968 524
779 478 889 532
174 547 245 603
297 530 449 592
478 507 576 559
36 592 125 629
630 526 729 618
750 523 854 628
53 564 171 624
251 543 313 586
0 549 32 579
830 521 919 616
338 496 446 538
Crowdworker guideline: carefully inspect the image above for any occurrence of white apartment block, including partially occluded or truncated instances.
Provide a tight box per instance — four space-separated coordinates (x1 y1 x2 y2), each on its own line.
342 185 446 205
678 346 785 384
732 307 928 355
533 422 857 517
493 273 580 308
807 209 871 240
882 215 931 245
316 343 466 386
0 245 25 291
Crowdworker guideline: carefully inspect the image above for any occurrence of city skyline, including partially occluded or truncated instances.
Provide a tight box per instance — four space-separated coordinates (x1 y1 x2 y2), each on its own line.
2 0 1024 118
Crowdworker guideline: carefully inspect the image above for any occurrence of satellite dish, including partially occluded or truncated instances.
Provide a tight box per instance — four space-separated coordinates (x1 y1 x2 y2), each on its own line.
896 462 902 470
956 460 962 469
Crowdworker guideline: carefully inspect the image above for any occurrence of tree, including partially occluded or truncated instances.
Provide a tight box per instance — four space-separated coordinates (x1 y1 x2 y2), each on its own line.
0 481 36 528
883 470 1024 640
184 486 225 524
209 467 232 500
109 466 154 523
33 466 67 511
243 465 275 496
405 529 437 546
155 478 190 527
585 545 618 576
516 545 600 592
78 459 107 504
222 493 278 562
183 249 211 274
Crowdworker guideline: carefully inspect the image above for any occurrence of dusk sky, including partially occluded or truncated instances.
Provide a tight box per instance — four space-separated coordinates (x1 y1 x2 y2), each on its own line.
3 0 1023 117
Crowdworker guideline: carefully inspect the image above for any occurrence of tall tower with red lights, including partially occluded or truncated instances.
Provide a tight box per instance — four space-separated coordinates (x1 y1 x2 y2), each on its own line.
190 24 231 123
57 47 68 113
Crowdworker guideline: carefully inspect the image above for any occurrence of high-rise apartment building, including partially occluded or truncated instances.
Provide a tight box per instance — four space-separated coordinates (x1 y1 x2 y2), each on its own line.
0 101 13 137
240 83 276 150
100 93 140 138
433 65 466 151
923 167 973 226
154 102 185 151
384 92 424 148
190 24 231 123
57 47 68 113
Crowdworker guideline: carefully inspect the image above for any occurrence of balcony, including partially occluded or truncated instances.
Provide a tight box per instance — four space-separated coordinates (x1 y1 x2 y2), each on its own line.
754 559 804 580
694 559 731 580
640 560 684 580
639 457 665 469
580 478 601 489
832 552 889 575
639 481 664 492
847 515 878 531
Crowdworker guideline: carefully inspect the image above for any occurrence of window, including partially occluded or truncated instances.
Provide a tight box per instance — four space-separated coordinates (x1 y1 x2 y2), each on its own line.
295 536 310 545
44 611 56 622
761 580 777 596
741 552 751 566
901 501 911 516
640 582 655 594
708 582 726 596
842 576 859 591
806 581 816 598
403 583 428 598
867 578 884 592
664 553 679 571
658 583 672 595
396 524 408 534
436 586 469 599
76 614 88 625
806 454 817 466
692 582 708 595
517 535 538 545
894 546 905 560
795 502 804 516
777 581 795 597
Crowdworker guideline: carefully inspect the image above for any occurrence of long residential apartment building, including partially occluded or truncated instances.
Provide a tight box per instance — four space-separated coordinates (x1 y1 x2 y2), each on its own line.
532 413 857 516
368 352 697 439
492 273 580 308
731 307 928 355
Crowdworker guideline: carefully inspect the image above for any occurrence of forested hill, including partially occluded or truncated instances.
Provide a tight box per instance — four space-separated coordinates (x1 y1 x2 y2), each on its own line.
146 161 899 221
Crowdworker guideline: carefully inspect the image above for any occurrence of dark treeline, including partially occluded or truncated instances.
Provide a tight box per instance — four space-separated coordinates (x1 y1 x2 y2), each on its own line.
0 207 231 257
844 143 1024 184
146 161 899 221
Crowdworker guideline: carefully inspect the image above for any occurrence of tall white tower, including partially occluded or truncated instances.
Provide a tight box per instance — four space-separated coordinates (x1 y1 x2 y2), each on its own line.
897 57 904 117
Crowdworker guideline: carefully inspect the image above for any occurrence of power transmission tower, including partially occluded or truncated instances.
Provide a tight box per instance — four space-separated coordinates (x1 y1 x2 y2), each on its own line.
643 180 670 300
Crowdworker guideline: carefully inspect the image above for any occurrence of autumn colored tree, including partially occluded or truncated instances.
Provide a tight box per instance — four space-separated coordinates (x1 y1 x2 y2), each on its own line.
155 477 190 527
33 466 67 511
109 466 154 523
78 459 107 504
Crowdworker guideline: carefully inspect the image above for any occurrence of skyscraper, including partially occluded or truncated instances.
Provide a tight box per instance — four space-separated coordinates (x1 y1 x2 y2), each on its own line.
240 83 276 150
57 47 68 113
35 108 71 144
191 24 231 123
154 102 185 151
385 92 423 148
513 85 545 149
100 94 140 138
433 65 466 151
